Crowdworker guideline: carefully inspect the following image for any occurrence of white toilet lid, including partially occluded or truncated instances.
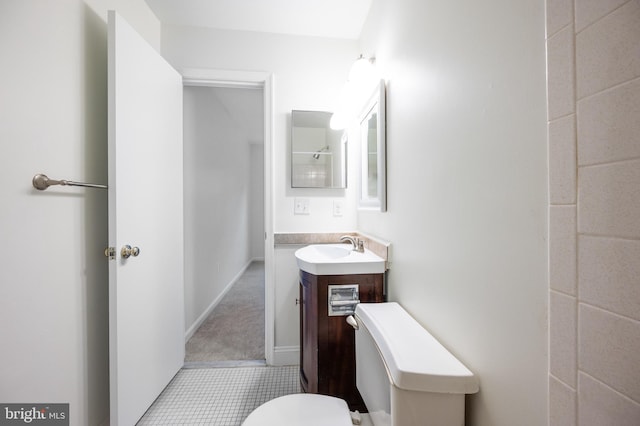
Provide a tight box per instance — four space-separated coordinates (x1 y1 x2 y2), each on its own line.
242 393 352 426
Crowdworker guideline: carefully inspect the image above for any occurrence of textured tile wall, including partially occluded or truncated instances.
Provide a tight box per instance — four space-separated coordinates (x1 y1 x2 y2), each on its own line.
546 0 640 424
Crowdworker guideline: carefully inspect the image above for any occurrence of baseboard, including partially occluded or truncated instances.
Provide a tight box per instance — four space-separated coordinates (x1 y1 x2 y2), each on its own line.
184 259 255 342
271 345 299 366
183 359 267 369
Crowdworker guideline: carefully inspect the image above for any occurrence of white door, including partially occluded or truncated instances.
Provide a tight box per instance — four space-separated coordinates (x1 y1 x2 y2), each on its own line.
107 11 184 426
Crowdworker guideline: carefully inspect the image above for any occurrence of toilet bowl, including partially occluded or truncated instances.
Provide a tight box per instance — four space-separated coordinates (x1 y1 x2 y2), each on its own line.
243 302 479 426
242 393 352 426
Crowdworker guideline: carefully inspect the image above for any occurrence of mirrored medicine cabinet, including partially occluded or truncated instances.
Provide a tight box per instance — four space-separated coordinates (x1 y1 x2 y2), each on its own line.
291 110 347 189
358 80 386 211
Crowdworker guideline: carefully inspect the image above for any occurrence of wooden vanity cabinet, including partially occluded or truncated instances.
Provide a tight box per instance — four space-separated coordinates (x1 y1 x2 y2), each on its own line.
299 270 384 412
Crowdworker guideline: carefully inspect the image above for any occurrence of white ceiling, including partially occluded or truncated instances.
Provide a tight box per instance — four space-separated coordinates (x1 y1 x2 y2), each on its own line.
152 1 372 144
144 0 372 40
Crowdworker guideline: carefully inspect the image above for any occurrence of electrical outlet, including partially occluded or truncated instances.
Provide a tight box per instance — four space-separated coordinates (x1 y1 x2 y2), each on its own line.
333 200 344 217
294 198 310 215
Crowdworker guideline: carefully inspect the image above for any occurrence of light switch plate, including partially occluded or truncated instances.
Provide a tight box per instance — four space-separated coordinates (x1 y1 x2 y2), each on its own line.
294 198 310 215
333 200 344 217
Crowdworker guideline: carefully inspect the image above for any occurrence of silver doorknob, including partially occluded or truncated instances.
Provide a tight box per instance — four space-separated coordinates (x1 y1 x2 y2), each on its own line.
121 245 141 259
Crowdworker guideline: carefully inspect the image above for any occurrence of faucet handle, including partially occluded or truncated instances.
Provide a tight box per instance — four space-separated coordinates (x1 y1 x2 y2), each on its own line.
339 235 357 250
340 235 365 252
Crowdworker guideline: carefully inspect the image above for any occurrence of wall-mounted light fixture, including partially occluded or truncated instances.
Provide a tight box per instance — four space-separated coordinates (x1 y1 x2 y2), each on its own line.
330 54 379 130
349 54 376 82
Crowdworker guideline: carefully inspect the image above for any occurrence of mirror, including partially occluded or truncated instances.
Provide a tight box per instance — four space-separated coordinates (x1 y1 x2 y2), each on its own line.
291 110 347 188
358 80 386 211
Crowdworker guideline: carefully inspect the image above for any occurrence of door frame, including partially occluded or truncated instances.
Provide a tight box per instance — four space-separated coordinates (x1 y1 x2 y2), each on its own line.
181 68 275 364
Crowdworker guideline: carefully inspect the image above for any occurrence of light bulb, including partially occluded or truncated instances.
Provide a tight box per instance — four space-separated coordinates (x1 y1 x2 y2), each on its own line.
348 55 373 82
330 112 348 130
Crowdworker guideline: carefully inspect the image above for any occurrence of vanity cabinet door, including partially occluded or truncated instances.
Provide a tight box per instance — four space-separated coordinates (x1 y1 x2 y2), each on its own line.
299 270 384 412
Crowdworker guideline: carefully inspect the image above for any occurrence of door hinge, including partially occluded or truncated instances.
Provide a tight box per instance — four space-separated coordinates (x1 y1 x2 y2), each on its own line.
104 247 116 260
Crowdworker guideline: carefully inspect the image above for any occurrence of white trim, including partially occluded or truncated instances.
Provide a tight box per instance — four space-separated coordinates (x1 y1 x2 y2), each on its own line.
181 68 276 366
264 74 276 366
272 346 300 366
182 68 267 87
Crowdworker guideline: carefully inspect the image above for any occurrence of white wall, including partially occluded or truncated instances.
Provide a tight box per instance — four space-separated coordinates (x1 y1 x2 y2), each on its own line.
162 26 360 355
250 143 265 259
273 245 305 363
183 86 262 332
0 1 159 425
357 1 548 425
546 0 640 424
161 25 360 233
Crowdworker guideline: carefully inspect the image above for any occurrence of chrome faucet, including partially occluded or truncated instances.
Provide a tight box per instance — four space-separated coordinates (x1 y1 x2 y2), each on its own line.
340 235 365 253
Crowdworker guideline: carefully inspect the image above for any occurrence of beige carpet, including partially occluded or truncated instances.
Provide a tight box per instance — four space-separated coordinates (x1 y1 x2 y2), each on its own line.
185 261 265 363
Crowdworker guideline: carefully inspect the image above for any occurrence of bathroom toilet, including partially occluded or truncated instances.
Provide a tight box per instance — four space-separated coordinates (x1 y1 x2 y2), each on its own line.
243 302 479 426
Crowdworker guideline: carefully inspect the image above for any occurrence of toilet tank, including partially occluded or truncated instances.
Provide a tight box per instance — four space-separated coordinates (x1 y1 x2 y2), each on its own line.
353 303 479 426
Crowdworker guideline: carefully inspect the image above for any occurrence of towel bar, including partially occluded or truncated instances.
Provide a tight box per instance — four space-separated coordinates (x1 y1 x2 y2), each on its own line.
32 174 107 190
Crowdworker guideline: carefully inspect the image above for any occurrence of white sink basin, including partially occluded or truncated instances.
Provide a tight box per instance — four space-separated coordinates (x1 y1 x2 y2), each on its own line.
295 244 385 275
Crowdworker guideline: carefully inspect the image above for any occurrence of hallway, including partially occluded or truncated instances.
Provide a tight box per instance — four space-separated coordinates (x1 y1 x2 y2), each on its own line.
185 261 265 364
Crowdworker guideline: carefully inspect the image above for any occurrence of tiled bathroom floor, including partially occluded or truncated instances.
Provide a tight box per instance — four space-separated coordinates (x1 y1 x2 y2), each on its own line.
137 365 300 425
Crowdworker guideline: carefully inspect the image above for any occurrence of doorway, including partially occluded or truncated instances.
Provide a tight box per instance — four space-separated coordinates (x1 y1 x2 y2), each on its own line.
181 77 272 364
